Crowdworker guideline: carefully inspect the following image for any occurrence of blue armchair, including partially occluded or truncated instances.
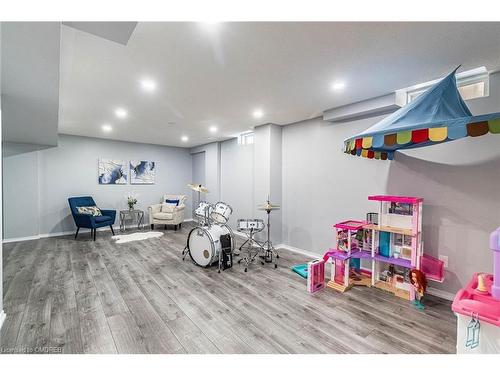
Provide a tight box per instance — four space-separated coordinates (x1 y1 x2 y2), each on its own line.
68 196 116 240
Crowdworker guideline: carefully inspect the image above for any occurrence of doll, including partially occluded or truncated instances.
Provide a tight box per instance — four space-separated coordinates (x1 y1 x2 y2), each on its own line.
409 269 427 310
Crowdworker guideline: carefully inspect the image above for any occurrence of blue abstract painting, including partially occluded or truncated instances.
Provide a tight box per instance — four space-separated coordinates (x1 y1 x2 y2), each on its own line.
130 160 155 184
98 158 128 184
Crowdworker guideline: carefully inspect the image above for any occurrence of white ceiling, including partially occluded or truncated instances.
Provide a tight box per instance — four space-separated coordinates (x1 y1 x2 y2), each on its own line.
59 22 500 148
62 22 137 45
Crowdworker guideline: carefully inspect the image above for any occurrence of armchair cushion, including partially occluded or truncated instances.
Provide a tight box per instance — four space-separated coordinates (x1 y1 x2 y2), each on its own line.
77 206 102 216
94 215 113 223
162 194 187 206
164 198 180 206
153 212 174 220
161 203 175 213
100 209 117 222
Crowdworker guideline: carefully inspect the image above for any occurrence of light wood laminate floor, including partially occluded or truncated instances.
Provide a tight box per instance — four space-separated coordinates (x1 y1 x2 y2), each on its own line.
1 223 457 354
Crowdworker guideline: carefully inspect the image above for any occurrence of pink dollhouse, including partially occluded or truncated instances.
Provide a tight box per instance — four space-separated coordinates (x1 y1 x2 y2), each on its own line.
326 220 372 293
323 195 444 300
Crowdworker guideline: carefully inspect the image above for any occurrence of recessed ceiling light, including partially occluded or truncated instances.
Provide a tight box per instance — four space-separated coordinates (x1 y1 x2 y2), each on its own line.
181 136 189 142
102 124 113 133
115 108 128 119
199 22 222 33
209 125 218 133
253 109 264 119
140 78 157 92
331 81 346 91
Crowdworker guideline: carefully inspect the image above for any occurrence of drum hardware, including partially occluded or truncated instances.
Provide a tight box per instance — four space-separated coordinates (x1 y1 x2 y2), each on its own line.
237 219 265 272
257 198 280 268
219 233 234 272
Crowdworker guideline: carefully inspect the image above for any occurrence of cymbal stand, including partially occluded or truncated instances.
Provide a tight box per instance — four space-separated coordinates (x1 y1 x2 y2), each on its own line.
193 189 202 224
259 207 279 269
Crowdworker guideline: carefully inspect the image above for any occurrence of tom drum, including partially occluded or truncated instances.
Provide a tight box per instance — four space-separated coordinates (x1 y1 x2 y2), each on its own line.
210 202 233 225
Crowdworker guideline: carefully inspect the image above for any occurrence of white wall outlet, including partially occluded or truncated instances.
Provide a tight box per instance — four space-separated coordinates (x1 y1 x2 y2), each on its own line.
439 255 449 268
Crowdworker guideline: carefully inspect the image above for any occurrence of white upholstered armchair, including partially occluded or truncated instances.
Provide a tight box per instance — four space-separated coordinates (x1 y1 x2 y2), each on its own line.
148 194 188 230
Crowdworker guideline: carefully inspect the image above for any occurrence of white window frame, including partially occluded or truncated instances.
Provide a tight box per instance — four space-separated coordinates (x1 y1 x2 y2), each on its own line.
400 66 489 105
238 131 254 145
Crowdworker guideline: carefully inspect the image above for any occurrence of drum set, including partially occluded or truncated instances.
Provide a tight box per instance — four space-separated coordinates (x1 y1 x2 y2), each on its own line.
183 184 235 273
183 183 280 273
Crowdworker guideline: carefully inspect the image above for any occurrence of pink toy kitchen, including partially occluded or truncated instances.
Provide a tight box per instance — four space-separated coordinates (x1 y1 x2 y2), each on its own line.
451 227 500 353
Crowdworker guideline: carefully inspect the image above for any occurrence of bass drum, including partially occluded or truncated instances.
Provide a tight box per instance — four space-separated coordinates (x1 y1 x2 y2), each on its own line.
187 224 234 267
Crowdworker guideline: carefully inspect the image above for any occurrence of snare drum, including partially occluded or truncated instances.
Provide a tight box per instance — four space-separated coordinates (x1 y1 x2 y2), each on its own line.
237 219 265 233
210 202 233 225
194 201 213 223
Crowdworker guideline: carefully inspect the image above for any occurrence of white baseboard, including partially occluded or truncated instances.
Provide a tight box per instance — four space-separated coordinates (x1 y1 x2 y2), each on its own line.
2 235 41 243
3 218 194 243
427 287 455 301
0 310 6 330
276 243 321 259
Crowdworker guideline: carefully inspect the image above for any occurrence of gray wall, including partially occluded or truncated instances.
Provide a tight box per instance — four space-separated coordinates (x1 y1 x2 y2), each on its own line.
189 138 256 235
282 71 500 295
269 125 283 244
190 142 221 203
1 22 60 147
3 134 193 239
3 148 40 238
199 128 282 244
220 137 255 231
191 151 206 205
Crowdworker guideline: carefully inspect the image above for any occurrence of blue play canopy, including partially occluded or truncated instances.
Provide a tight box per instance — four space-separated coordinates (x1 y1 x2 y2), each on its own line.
344 67 500 160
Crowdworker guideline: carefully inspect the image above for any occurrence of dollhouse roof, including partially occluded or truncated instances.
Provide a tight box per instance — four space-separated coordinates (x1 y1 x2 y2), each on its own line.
343 67 500 160
368 195 423 204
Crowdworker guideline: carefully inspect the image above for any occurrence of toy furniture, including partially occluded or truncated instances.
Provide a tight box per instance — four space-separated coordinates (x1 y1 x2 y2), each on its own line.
149 194 187 230
307 259 326 293
68 196 116 240
451 227 500 353
323 195 444 301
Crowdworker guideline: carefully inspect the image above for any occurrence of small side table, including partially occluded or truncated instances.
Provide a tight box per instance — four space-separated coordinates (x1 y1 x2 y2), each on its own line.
119 209 145 232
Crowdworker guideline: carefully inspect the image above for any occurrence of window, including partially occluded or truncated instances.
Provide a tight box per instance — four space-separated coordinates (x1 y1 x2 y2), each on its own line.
238 131 254 145
402 67 489 104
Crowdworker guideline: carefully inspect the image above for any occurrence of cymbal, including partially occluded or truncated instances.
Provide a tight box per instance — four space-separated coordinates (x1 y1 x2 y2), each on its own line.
187 183 209 193
258 202 280 211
